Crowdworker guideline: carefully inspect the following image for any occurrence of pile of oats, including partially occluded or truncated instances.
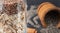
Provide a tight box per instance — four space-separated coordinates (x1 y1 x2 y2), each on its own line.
0 0 27 33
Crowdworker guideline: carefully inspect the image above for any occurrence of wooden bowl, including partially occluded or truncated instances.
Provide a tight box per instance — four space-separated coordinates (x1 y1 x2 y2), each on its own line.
37 2 60 28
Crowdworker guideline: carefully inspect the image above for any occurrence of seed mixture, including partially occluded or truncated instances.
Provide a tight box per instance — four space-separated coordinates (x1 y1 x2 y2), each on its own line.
0 0 26 33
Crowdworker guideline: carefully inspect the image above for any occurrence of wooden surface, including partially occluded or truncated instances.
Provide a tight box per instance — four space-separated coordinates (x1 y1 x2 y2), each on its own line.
27 28 37 33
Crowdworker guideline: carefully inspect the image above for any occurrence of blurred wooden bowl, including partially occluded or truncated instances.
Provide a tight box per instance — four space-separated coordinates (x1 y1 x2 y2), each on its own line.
37 2 60 28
